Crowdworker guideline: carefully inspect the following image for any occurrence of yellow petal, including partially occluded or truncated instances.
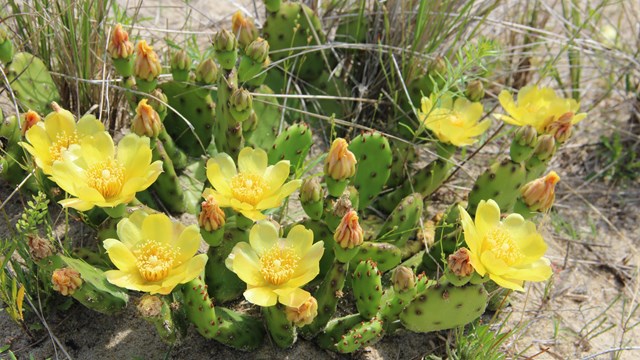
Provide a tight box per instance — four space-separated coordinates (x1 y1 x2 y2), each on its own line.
227 242 264 286
274 287 311 308
116 134 153 179
103 239 138 272
475 199 501 237
420 97 433 114
480 250 510 276
161 253 208 290
116 217 142 247
239 209 267 221
77 115 105 136
105 270 163 293
289 242 323 286
286 225 314 255
238 147 268 175
263 161 290 195
205 161 233 195
44 111 76 139
80 132 115 163
249 221 279 255
244 286 278 307
572 113 587 124
58 198 95 211
174 225 202 264
506 258 552 282
207 153 237 183
458 205 480 254
489 274 524 292
468 250 486 276
202 188 233 207
142 213 174 244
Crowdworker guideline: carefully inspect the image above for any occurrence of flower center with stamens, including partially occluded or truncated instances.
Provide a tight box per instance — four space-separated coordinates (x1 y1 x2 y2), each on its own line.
231 173 268 205
259 246 300 285
134 240 177 282
49 132 79 162
483 228 522 266
86 159 125 199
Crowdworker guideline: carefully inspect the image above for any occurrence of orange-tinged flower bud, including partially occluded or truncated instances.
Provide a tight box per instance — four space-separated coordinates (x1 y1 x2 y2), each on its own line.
21 110 41 136
27 234 54 261
544 112 574 143
448 248 474 277
52 267 83 296
334 210 363 249
324 138 357 181
199 195 226 231
392 265 415 293
131 99 162 137
232 11 259 49
520 171 560 212
285 295 318 326
134 40 162 82
108 24 134 59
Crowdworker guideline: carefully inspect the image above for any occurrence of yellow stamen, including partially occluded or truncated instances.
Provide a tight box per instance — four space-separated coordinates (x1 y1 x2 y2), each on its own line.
483 228 522 266
134 240 177 282
86 159 125 199
259 246 300 285
49 132 79 162
231 173 268 205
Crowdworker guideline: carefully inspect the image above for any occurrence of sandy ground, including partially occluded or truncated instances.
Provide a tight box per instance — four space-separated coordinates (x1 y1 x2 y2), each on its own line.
1 0 640 359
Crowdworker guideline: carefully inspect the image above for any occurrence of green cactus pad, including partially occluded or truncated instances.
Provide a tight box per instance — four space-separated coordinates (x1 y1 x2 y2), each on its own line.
263 304 296 348
348 132 392 209
160 81 215 156
246 85 280 149
352 260 382 319
263 2 327 81
467 158 526 216
315 314 363 351
375 193 423 247
150 139 187 214
39 255 128 315
177 159 208 215
205 227 247 303
138 295 183 345
6 53 60 114
182 277 265 351
350 242 402 273
387 141 418 188
400 280 488 332
335 317 384 353
267 122 312 173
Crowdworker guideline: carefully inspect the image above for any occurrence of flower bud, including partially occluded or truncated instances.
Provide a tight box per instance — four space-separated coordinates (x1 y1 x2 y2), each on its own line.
333 193 352 218
334 210 363 250
532 134 556 161
108 24 134 59
27 234 54 261
134 40 162 82
285 296 318 327
148 88 168 120
544 112 574 143
52 267 83 296
520 171 560 212
137 294 163 318
232 11 259 49
171 50 191 72
392 266 415 293
195 58 219 84
229 88 253 122
0 25 14 64
448 248 474 277
131 99 162 138
324 138 357 181
300 177 322 203
214 29 237 53
245 38 269 64
514 125 538 147
464 80 485 102
21 110 41 136
428 56 447 75
199 195 226 232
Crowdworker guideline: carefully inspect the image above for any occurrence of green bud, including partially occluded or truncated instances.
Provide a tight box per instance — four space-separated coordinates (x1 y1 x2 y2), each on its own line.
195 58 219 84
428 56 447 75
0 25 14 64
514 125 538 147
532 134 556 161
464 80 485 102
148 88 168 120
245 38 269 64
300 177 322 203
229 88 253 122
392 266 415 293
214 29 237 53
171 50 191 72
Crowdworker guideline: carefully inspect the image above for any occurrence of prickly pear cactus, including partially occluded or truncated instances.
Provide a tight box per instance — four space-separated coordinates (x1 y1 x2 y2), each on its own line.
267 122 312 172
246 85 280 149
348 132 393 209
335 317 384 353
375 193 423 247
6 53 60 113
205 227 247 303
352 260 383 319
467 158 526 216
350 242 402 273
400 280 488 332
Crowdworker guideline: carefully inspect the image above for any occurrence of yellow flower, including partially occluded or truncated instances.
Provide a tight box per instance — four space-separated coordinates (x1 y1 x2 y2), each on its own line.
20 105 105 175
419 94 489 147
495 85 587 133
203 147 301 221
49 132 162 211
103 211 208 295
225 221 324 307
458 200 552 291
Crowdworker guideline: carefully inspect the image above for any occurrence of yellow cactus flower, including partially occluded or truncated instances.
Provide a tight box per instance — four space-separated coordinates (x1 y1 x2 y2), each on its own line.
20 105 105 175
419 94 490 147
203 147 301 221
49 132 162 211
495 85 587 133
225 221 324 307
458 199 552 291
103 211 208 295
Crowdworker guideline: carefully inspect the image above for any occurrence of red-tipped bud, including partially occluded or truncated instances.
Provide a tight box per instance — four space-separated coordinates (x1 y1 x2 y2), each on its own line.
545 112 574 143
27 234 54 261
108 24 134 59
21 110 41 136
171 50 191 72
134 40 162 81
131 99 162 137
232 11 259 49
245 38 269 63
137 294 163 318
532 134 556 161
334 210 363 250
214 29 237 53
520 171 560 212
198 195 226 231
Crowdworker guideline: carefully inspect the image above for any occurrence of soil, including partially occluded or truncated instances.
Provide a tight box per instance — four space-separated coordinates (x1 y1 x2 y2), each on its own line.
1 1 640 359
